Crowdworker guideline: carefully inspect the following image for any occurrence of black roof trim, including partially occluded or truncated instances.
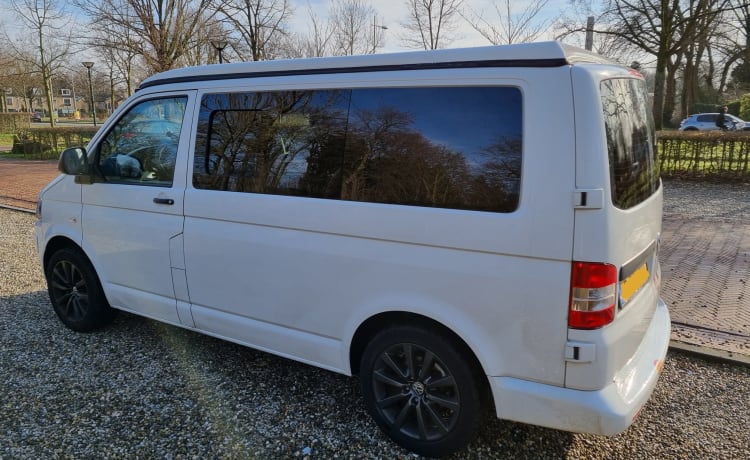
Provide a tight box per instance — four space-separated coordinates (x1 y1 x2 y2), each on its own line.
138 58 569 90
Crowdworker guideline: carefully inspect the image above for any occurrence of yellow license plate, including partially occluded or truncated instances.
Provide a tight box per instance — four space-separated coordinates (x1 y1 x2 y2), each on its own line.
620 264 649 303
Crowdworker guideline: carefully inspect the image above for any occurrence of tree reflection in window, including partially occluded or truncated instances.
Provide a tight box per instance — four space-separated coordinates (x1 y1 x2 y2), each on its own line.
600 78 659 209
195 86 523 213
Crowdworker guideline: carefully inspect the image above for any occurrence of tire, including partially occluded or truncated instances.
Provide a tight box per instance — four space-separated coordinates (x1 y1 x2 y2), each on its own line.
359 325 483 457
45 248 117 332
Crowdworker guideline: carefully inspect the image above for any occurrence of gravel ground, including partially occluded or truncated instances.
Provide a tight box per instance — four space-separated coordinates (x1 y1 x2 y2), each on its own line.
2 182 750 459
663 179 750 220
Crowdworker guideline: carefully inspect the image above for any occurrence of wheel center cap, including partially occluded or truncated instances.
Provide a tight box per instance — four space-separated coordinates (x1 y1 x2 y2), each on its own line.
411 381 425 396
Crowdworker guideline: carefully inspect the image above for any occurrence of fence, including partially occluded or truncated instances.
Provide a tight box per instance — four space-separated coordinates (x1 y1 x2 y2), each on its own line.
657 131 750 180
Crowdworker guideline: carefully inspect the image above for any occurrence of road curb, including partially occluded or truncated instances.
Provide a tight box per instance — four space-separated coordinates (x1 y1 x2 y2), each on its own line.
0 203 35 214
669 340 750 366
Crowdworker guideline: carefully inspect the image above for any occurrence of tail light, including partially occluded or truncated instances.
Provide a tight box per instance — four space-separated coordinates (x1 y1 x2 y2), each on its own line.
569 262 617 329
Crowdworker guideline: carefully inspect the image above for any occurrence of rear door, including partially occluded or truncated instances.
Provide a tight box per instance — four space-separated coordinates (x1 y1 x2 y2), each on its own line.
81 92 195 324
568 67 663 390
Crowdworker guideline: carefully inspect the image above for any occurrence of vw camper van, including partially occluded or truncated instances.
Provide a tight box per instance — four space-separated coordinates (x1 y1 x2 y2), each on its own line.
36 41 669 457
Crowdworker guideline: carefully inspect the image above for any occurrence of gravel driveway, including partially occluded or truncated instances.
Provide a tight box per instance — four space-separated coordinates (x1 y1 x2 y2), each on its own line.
2 187 750 458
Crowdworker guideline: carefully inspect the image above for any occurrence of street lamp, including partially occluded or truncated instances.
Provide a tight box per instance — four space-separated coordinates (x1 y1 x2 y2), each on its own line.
82 61 96 127
372 19 388 54
372 16 387 53
211 40 228 64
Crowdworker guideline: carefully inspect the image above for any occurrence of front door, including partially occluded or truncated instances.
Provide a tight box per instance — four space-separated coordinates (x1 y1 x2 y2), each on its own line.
81 93 194 324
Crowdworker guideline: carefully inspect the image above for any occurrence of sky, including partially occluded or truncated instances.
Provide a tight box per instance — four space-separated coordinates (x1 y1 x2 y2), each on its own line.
287 0 574 52
0 0 578 59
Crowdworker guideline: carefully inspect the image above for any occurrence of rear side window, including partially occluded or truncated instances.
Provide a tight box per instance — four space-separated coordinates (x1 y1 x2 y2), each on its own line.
600 78 659 209
193 86 523 213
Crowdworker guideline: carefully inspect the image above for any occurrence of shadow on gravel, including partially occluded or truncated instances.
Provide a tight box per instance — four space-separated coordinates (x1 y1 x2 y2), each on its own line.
0 291 577 458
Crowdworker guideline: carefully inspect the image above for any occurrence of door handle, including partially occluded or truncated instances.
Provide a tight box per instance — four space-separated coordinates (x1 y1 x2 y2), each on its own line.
153 197 175 205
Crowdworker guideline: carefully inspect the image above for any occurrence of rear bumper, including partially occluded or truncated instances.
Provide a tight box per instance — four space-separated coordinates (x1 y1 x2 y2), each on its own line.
489 298 670 435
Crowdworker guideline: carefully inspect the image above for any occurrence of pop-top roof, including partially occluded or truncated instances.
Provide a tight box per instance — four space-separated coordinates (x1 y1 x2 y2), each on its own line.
139 41 612 90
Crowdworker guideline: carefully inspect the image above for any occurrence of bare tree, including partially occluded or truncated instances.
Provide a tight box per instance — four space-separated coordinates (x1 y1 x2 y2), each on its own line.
75 0 215 74
597 0 729 129
0 50 40 113
183 13 229 65
280 4 334 58
6 0 74 127
724 0 750 91
463 0 551 45
89 24 143 99
214 0 293 61
330 0 383 55
401 0 464 50
553 1 641 61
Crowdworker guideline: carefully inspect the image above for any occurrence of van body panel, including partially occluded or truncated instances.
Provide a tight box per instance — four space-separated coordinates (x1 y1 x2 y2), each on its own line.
34 176 83 266
491 298 669 434
182 192 572 380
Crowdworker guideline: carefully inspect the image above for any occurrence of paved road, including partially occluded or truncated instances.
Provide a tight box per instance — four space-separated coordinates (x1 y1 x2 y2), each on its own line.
661 181 750 361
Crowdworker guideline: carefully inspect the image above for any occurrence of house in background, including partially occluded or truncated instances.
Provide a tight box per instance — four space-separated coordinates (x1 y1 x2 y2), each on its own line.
1 87 89 118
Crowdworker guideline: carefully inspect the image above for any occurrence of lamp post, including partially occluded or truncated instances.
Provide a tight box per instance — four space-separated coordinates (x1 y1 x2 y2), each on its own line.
82 61 96 127
372 16 387 54
211 40 228 64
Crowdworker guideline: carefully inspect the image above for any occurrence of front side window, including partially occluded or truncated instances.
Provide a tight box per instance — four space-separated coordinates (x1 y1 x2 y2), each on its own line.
194 86 522 213
600 78 659 209
97 96 187 186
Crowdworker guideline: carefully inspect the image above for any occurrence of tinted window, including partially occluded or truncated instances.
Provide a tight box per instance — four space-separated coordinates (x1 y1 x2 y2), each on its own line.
194 87 522 213
600 78 659 209
696 114 716 123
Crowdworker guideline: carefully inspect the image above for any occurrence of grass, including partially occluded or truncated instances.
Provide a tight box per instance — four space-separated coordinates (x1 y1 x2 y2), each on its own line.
0 133 14 144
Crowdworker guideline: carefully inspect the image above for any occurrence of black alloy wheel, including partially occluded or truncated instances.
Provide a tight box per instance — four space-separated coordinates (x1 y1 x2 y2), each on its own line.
360 325 483 457
45 248 117 332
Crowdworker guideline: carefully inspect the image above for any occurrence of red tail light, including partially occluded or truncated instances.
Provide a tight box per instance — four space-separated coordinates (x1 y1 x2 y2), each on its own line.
569 262 617 329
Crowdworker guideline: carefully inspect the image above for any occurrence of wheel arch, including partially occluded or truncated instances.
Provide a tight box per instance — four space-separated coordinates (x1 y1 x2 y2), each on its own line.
43 236 89 272
349 311 491 399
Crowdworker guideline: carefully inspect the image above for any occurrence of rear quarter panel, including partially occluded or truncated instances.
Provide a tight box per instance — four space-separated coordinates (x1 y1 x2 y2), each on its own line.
569 65 664 390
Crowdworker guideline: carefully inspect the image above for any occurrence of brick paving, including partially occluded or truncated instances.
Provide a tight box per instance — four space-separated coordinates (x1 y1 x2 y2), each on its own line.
661 217 750 361
1 159 748 361
0 158 59 210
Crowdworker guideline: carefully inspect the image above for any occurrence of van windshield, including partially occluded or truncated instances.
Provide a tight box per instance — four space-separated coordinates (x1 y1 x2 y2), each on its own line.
600 78 659 209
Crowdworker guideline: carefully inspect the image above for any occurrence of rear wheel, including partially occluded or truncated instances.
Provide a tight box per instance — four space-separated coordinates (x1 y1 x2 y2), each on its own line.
45 248 117 332
359 325 483 457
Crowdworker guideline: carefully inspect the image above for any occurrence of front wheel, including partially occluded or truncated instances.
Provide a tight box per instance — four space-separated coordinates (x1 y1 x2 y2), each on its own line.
45 248 117 332
359 325 484 457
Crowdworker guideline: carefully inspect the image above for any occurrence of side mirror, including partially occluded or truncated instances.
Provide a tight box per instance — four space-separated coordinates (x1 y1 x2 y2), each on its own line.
59 147 96 184
58 147 88 175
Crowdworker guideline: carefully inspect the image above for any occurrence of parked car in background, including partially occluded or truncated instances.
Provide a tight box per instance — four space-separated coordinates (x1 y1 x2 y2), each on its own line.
31 112 43 122
679 113 747 131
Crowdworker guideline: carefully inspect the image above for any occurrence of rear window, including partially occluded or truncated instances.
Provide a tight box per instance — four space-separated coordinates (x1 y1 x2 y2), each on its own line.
600 78 659 209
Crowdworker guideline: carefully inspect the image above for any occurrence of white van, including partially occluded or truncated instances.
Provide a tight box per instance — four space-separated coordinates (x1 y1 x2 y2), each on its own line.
35 41 670 457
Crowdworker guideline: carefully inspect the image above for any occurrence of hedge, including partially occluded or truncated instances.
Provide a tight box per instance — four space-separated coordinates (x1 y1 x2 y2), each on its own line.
657 130 750 180
10 126 99 159
5 123 749 180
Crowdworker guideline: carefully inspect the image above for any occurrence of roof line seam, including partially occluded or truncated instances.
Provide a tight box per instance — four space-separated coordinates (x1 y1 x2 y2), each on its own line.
139 58 569 90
